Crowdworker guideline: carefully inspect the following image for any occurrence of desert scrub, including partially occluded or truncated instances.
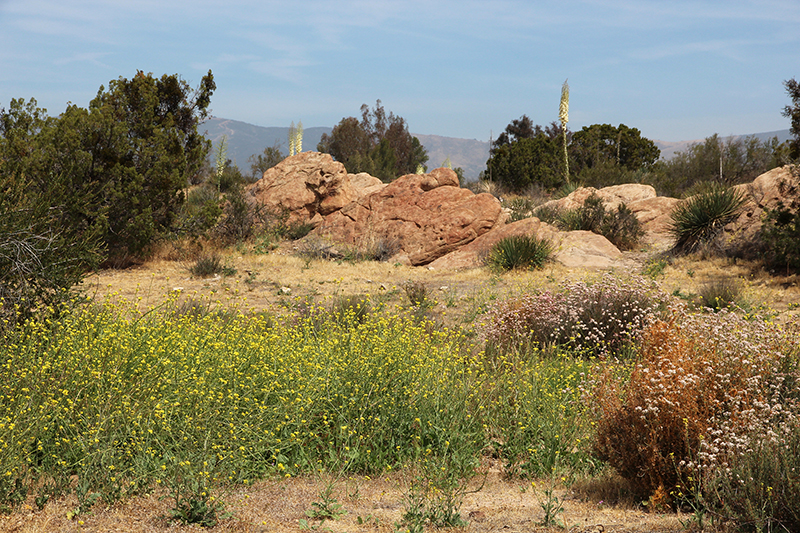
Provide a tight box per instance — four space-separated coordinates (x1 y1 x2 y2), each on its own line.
591 304 800 506
483 273 667 357
485 234 554 272
534 194 644 250
0 295 490 513
669 185 746 253
762 193 800 273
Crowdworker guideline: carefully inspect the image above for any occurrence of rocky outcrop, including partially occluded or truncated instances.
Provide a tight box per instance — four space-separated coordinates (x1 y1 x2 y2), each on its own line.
727 165 799 243
246 153 799 271
314 168 505 266
428 218 555 270
247 152 359 227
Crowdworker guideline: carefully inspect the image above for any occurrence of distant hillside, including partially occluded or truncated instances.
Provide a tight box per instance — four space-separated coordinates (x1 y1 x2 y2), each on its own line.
201 117 790 181
201 117 489 180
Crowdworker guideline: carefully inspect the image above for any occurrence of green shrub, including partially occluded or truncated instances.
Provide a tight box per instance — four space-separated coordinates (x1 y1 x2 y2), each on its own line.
669 185 746 253
507 196 536 222
533 194 643 250
697 277 743 311
600 203 645 250
178 185 222 234
486 235 554 272
189 254 235 278
762 196 800 274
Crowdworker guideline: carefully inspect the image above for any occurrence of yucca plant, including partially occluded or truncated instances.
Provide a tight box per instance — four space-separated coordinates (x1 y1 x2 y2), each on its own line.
669 185 746 252
486 234 554 271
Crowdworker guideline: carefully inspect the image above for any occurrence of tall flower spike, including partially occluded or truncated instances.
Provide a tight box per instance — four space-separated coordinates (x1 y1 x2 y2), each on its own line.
559 80 570 185
296 121 303 153
288 121 296 156
559 80 569 126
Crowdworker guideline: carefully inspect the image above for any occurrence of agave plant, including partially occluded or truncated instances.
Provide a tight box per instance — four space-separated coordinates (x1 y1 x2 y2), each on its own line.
486 234 554 271
669 185 747 252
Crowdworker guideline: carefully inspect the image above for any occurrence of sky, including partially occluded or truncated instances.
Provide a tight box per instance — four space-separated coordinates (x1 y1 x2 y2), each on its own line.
1 0 798 143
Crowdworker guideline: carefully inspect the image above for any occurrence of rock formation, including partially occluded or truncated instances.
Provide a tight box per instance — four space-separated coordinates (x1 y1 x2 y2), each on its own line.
313 168 505 265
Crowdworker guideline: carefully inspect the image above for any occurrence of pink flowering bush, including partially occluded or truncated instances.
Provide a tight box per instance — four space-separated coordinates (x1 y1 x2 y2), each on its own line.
592 304 800 515
484 274 667 357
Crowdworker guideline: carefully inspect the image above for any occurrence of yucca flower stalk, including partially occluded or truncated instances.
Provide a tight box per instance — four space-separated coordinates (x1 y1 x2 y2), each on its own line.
288 121 296 156
215 135 227 179
295 120 303 153
559 79 570 186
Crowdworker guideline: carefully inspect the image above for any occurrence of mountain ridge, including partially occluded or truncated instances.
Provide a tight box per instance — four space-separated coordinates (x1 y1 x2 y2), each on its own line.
201 117 791 181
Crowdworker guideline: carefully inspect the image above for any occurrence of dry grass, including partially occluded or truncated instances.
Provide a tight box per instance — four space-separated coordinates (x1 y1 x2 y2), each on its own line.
0 467 689 533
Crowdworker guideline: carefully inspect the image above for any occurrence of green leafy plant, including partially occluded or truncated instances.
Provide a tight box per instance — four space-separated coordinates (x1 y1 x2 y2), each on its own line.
486 234 554 272
669 185 747 253
168 477 229 528
762 192 800 274
303 484 346 522
189 254 236 277
533 481 566 528
697 277 743 311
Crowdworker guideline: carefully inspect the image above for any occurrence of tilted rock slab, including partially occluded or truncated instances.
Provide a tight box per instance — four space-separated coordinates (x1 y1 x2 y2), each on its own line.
314 168 505 266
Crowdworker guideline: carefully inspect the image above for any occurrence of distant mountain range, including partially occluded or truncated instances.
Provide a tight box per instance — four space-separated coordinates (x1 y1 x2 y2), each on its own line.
200 117 791 181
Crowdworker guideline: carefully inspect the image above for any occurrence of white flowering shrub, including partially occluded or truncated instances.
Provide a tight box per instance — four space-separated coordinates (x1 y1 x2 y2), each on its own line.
484 274 667 357
592 305 800 514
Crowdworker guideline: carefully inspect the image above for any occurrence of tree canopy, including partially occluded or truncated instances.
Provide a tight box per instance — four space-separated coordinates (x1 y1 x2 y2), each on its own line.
783 77 800 160
1 70 216 266
318 100 428 182
485 116 662 192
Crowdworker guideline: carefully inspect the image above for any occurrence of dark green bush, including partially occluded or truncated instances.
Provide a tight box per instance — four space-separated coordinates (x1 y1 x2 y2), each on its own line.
486 234 554 272
533 194 643 250
669 185 747 253
189 254 235 278
762 196 800 274
600 203 645 251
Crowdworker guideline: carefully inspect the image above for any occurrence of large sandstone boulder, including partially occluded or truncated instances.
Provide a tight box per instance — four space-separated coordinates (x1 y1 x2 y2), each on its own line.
428 219 627 271
428 218 556 270
541 183 657 212
314 168 505 266
247 152 357 227
726 165 799 243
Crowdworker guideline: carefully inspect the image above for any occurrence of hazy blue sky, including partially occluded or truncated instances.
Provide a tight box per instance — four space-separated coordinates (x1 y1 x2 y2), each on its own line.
1 0 798 142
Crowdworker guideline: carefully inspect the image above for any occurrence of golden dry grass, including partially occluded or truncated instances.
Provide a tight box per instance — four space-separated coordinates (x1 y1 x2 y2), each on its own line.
0 467 689 533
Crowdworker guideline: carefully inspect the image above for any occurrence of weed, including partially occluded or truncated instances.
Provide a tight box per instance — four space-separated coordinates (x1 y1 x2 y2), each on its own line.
402 280 430 307
642 258 668 279
697 277 744 311
300 483 346 530
168 477 229 528
533 481 566 529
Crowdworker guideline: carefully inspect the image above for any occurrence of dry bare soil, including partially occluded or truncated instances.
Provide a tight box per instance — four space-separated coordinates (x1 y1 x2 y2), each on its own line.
3 243 799 533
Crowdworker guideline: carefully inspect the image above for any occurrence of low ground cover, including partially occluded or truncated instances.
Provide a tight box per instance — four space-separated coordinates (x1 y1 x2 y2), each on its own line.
1 255 800 531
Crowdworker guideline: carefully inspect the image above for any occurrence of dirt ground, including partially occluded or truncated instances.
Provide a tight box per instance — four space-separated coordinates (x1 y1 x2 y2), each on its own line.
4 242 798 532
0 467 690 533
